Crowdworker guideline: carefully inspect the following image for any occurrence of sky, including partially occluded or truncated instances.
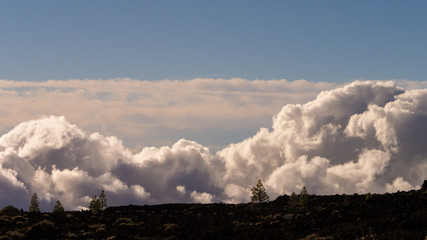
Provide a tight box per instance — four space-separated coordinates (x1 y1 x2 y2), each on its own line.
1 1 427 210
1 1 427 82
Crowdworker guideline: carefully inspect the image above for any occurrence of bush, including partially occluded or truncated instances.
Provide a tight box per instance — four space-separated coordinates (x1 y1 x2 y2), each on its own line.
0 206 20 217
6 230 25 240
0 216 12 228
163 223 179 234
11 216 25 222
115 217 134 225
65 232 79 240
27 220 57 240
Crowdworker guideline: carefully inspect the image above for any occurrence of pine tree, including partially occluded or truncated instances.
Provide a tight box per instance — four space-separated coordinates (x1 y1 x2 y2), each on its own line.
99 190 107 210
251 179 269 203
288 192 299 207
53 200 65 213
89 195 101 214
29 193 40 213
299 186 309 206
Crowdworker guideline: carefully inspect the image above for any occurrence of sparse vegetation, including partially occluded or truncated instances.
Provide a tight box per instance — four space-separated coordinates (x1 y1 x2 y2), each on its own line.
0 183 425 239
88 190 108 214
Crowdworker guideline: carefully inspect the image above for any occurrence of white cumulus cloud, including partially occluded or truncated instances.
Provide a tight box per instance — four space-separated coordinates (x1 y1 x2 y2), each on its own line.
0 80 426 210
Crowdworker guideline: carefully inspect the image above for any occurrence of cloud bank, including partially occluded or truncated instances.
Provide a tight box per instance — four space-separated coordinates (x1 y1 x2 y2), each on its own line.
0 80 426 210
0 78 334 150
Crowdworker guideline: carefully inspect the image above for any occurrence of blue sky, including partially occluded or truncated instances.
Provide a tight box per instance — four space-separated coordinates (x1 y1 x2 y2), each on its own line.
1 1 426 82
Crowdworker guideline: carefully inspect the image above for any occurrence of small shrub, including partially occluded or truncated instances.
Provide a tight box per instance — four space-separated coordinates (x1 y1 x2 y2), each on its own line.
27 219 57 239
65 232 78 240
163 223 179 233
81 231 95 239
11 215 25 222
96 226 107 234
0 216 12 228
115 217 133 225
6 230 25 240
15 221 25 228
88 224 101 230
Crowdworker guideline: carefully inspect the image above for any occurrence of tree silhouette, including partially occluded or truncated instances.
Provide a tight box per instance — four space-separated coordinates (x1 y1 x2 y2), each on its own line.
29 193 40 213
422 180 427 191
299 186 309 206
0 205 20 216
53 200 65 213
89 195 101 214
288 192 299 207
99 190 107 210
251 179 269 203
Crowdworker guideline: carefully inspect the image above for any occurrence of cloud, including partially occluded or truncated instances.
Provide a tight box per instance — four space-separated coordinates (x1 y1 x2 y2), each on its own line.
219 80 426 201
190 191 214 203
0 78 335 148
0 164 29 208
0 116 224 209
0 80 426 210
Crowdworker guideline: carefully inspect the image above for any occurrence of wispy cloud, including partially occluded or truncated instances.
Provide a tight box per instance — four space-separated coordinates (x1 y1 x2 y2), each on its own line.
0 78 335 148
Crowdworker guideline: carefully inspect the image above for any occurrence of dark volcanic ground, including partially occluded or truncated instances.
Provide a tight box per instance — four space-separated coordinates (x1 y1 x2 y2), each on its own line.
1 189 426 239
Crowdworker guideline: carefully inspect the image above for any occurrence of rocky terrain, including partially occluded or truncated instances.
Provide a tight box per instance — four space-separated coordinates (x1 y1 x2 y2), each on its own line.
1 188 426 240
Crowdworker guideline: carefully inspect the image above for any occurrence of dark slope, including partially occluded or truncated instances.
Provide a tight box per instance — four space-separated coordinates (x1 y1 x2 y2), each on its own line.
0 189 426 239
